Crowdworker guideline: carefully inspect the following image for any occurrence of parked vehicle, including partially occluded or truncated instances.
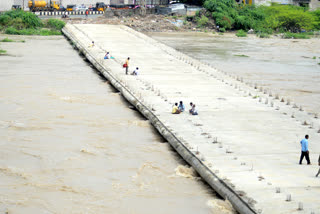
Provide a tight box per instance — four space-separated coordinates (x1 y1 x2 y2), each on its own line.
66 4 76 11
96 2 106 11
75 5 87 12
12 5 22 10
28 0 61 12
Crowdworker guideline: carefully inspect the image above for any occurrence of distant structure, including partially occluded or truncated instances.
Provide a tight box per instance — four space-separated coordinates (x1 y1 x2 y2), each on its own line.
0 0 318 11
254 0 319 10
0 0 15 11
0 0 169 11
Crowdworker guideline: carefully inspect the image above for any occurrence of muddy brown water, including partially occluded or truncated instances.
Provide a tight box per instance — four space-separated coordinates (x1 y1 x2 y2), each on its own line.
148 32 320 114
0 36 234 213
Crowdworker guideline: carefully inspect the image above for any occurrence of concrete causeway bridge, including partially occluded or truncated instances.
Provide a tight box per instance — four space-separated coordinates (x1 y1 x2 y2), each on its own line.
63 24 320 214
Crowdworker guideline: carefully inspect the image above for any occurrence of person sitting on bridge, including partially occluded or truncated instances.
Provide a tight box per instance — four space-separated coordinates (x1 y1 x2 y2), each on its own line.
104 52 110 59
189 102 193 114
172 103 181 114
131 67 139 75
189 103 198 115
89 41 94 48
178 101 185 112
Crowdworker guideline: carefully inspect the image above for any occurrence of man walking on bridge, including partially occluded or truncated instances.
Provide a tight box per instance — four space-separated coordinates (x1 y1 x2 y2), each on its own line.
299 135 311 165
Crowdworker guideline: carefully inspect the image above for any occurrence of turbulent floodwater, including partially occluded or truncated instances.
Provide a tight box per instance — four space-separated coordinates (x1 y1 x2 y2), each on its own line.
0 36 235 214
148 32 320 114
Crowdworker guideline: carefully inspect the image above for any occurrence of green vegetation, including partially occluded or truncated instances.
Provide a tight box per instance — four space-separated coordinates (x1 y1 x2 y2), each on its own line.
0 49 6 54
282 32 310 39
0 10 65 36
313 56 316 59
257 32 271 38
196 15 209 27
203 0 320 37
45 19 66 31
219 27 226 32
1 38 14 42
236 29 247 37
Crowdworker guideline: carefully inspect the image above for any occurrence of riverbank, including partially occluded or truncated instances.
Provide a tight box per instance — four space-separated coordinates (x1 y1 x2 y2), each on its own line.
65 12 320 38
62 23 320 214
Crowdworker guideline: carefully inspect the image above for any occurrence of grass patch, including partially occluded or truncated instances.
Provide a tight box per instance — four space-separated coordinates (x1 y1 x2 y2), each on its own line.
44 19 66 30
219 27 226 32
236 29 247 37
196 15 209 28
1 38 14 42
283 32 310 39
5 26 61 36
0 49 6 54
0 10 65 36
39 29 62 36
257 32 271 38
234 54 249 57
313 56 316 59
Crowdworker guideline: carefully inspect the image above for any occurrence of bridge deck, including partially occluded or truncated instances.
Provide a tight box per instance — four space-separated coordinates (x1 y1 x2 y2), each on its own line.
64 24 320 214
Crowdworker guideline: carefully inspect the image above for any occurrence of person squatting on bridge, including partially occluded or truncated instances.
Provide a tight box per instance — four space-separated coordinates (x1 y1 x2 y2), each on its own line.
316 155 320 177
299 135 311 165
104 52 115 60
189 102 198 115
178 101 185 112
172 103 181 114
104 52 110 59
89 41 94 48
131 67 139 75
123 57 130 75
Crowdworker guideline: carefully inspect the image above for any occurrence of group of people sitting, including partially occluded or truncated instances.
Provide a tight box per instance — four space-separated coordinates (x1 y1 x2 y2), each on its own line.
172 101 198 115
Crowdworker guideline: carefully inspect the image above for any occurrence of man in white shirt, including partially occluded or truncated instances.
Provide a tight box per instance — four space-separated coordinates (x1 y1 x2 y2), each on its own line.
132 67 139 75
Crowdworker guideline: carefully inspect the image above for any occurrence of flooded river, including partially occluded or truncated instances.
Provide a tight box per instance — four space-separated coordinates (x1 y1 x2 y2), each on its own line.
148 32 320 114
0 36 234 213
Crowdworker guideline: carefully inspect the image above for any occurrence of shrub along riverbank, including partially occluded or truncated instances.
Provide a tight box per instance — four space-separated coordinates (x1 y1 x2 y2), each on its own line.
197 0 320 37
0 10 65 36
